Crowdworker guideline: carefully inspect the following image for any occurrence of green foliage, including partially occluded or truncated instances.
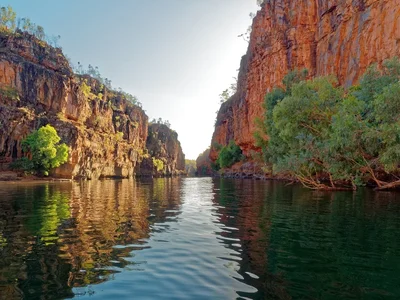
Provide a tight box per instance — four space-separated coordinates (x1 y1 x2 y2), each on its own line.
0 85 19 101
185 159 196 168
211 161 220 172
1 6 61 47
217 140 243 168
212 142 222 151
0 6 16 33
75 63 112 89
80 80 92 99
255 69 309 165
258 58 400 189
12 125 69 176
74 64 143 108
150 118 171 128
282 69 308 93
115 131 124 142
123 92 138 105
219 79 237 104
152 158 164 172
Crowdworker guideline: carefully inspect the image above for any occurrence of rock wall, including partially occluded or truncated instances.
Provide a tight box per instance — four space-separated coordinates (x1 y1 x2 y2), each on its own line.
211 0 400 160
0 32 149 179
196 148 214 176
138 123 185 177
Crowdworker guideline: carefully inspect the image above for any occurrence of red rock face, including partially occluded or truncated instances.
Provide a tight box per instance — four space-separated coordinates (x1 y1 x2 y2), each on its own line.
139 123 186 177
0 32 150 179
211 0 400 160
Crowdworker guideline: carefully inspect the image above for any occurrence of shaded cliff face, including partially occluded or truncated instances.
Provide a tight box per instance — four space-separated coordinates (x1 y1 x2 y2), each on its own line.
196 148 214 176
139 123 185 177
211 0 400 160
0 32 148 179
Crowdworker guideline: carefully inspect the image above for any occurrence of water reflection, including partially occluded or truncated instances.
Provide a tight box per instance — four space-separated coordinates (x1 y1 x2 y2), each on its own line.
0 183 74 299
0 179 182 299
212 179 400 299
0 178 399 299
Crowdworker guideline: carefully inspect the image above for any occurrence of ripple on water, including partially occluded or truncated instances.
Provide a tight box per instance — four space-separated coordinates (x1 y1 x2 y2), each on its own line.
0 179 399 299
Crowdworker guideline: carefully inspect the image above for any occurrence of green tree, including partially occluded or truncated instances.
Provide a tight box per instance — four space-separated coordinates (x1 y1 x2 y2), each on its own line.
272 76 342 188
217 140 243 168
0 6 16 33
255 69 308 167
258 59 400 190
17 125 69 176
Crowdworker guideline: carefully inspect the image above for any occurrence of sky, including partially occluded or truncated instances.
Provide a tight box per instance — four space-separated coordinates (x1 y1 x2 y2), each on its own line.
4 0 259 159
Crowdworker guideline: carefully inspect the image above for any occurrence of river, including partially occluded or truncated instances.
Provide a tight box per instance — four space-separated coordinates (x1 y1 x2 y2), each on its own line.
0 178 399 299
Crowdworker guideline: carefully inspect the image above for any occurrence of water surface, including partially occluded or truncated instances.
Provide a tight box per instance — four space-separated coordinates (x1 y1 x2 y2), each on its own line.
0 178 399 299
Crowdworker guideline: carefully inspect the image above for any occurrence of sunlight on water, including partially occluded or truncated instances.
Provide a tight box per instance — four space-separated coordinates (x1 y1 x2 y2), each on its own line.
0 178 399 299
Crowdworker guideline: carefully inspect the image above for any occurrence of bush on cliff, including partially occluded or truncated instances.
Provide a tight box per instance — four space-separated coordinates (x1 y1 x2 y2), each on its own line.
259 58 400 190
217 140 243 169
12 125 69 176
1 5 61 47
152 158 164 172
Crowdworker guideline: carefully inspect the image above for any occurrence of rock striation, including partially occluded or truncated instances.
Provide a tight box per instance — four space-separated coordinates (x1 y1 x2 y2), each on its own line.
0 32 184 179
211 0 400 160
138 123 185 177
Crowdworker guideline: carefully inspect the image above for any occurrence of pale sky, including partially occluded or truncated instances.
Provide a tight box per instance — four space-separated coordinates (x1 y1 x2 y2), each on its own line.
5 0 259 159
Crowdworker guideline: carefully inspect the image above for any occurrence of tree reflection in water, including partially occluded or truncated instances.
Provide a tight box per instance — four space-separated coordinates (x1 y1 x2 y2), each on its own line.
0 178 182 299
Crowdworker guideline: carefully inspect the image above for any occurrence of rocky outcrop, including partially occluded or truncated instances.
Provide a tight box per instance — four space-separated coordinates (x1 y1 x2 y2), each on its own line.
196 148 214 176
211 0 400 160
138 123 185 177
0 31 151 179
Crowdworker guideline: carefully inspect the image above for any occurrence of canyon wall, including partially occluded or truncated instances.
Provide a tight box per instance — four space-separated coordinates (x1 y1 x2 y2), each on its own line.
211 0 400 160
0 32 184 179
138 123 185 177
196 148 214 176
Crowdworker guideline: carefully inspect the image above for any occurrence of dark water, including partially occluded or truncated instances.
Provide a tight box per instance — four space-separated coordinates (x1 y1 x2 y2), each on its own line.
0 178 399 299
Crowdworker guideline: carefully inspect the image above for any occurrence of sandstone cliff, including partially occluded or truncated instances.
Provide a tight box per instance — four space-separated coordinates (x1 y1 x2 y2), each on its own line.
138 123 185 177
0 32 184 179
211 0 400 161
196 148 214 176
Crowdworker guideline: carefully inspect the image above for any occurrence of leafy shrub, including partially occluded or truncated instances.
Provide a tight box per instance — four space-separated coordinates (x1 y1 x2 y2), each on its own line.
11 125 69 176
80 80 96 100
217 140 243 168
257 58 400 190
152 158 164 172
1 5 61 47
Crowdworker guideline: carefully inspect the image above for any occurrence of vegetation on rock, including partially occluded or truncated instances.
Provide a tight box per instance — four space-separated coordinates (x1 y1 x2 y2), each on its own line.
12 125 69 176
0 5 60 47
256 58 400 190
214 140 243 170
219 79 237 104
150 118 171 128
152 158 164 172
